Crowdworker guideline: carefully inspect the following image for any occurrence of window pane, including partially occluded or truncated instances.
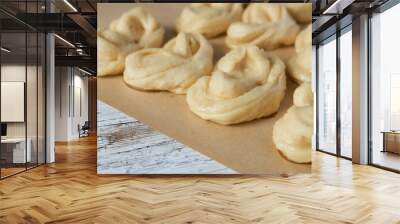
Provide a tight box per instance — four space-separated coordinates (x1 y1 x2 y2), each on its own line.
318 37 337 154
340 29 352 158
371 3 400 171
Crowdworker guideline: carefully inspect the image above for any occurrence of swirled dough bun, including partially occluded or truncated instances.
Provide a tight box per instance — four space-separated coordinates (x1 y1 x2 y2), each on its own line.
284 3 312 23
124 32 213 94
287 24 312 84
176 3 243 38
187 46 286 125
98 7 164 76
226 3 300 50
273 82 313 163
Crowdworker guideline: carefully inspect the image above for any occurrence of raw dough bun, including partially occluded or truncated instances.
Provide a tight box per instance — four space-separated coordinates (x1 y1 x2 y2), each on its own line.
284 3 312 23
273 82 313 163
176 3 243 38
226 3 300 50
187 46 286 125
124 32 213 94
97 30 138 76
287 24 312 84
98 7 164 76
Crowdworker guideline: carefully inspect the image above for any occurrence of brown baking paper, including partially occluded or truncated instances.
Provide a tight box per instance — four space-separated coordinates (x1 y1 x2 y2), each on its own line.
98 3 311 175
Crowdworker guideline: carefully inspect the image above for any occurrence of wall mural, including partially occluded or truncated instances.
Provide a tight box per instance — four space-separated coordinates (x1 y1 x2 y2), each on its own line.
97 3 313 175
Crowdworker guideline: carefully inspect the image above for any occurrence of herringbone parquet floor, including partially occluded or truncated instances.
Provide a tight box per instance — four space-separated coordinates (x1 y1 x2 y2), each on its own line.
1 136 400 224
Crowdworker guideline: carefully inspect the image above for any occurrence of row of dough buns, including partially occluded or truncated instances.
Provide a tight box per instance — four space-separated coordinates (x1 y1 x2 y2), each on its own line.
98 7 164 76
176 3 311 45
98 4 310 78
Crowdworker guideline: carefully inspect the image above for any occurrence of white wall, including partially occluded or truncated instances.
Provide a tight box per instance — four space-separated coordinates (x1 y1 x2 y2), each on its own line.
54 67 89 141
55 66 70 141
72 73 89 137
1 82 25 122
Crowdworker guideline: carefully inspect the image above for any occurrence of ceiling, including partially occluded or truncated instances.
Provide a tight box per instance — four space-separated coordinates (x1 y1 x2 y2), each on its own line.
0 0 97 74
312 0 392 43
1 0 397 74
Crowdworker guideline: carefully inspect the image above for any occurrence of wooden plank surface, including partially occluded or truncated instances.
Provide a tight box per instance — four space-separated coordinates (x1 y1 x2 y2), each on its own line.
97 101 236 174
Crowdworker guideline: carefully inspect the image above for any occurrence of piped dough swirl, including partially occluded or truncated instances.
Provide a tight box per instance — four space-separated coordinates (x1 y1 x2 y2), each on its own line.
176 3 243 38
98 7 164 76
287 24 312 84
124 32 213 94
273 82 313 163
226 3 300 50
187 46 286 125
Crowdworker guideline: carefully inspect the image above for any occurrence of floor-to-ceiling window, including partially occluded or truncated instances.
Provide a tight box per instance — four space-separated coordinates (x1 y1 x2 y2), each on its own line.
316 24 353 159
0 1 46 179
317 35 337 154
370 2 400 171
339 26 352 159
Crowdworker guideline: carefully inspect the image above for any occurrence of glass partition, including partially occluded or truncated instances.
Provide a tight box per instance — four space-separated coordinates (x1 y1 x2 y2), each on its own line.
0 1 46 179
1 31 28 178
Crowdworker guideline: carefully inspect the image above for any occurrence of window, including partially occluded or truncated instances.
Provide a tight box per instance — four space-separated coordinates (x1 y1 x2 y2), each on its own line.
317 36 337 154
390 74 400 130
316 26 353 159
370 2 400 171
339 28 352 158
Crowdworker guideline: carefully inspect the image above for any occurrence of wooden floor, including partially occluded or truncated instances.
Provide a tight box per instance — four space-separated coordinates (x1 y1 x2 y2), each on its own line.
372 151 400 171
0 167 26 178
0 136 400 223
